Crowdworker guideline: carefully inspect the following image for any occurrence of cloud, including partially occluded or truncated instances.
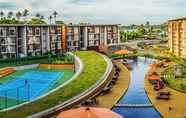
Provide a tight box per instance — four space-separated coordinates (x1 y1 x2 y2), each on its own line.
0 0 186 24
0 0 32 11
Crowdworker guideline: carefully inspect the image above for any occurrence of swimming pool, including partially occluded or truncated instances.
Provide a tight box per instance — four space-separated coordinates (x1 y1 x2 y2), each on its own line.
112 57 162 118
0 71 63 101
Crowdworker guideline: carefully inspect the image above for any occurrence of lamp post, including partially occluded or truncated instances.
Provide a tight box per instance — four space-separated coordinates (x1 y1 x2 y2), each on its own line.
70 47 75 73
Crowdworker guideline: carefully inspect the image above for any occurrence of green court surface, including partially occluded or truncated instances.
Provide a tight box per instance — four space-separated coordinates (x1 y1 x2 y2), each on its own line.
0 97 25 109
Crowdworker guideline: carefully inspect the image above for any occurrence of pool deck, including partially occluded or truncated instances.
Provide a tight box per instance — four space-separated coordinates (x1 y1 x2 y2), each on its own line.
96 61 131 109
145 67 186 118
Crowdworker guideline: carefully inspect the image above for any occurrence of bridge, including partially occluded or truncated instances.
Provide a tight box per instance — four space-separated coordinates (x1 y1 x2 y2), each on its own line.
114 104 153 108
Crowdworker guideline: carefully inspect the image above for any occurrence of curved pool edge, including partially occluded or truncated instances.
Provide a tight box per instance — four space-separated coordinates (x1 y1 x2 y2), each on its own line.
144 69 164 118
144 73 164 118
110 61 131 109
0 52 84 112
112 57 163 118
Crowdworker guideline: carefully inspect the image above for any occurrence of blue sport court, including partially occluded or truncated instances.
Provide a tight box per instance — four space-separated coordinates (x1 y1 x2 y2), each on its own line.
0 71 63 101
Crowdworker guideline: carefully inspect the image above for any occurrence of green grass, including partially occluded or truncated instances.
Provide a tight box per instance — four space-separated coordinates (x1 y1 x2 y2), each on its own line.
0 51 107 118
162 68 186 93
0 97 25 110
0 54 73 68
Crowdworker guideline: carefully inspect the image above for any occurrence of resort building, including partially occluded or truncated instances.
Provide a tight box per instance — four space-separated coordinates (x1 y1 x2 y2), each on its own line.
168 17 186 57
0 25 62 59
62 24 120 51
0 24 120 59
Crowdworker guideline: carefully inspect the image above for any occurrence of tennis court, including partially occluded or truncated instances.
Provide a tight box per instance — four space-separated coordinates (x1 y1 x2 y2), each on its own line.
0 71 63 101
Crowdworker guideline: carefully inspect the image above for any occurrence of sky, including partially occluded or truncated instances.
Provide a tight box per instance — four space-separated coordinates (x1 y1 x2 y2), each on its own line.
0 0 186 25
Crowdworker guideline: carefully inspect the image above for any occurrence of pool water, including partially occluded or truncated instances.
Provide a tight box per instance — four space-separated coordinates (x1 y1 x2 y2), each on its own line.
112 57 162 118
0 71 63 101
113 108 161 118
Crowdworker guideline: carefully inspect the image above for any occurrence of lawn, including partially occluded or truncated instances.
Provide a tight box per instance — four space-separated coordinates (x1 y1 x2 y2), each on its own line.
162 68 186 93
0 54 73 68
0 51 107 118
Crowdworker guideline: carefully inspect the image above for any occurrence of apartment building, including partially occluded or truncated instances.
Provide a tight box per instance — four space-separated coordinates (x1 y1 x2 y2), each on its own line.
0 24 120 59
0 25 62 59
63 24 120 51
168 17 186 57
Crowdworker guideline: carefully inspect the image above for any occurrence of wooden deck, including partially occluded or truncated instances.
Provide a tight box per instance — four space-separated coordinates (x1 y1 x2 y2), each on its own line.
145 68 186 118
96 61 131 109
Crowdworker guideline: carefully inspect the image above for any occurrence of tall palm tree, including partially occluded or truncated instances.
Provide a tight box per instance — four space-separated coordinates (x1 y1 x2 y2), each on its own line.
48 16 53 24
22 9 29 21
16 11 22 20
0 11 4 20
7 11 14 19
53 11 58 24
35 13 41 19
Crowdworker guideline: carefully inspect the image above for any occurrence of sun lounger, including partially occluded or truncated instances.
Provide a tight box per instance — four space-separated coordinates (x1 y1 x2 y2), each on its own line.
81 98 99 106
157 91 170 96
156 94 170 100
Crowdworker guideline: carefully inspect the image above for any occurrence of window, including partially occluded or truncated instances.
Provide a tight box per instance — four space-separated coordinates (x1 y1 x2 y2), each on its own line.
0 28 4 36
35 28 40 35
9 28 15 36
28 28 33 35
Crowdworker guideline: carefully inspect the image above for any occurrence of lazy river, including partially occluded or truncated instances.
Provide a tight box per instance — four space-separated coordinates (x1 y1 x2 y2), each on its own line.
112 57 162 118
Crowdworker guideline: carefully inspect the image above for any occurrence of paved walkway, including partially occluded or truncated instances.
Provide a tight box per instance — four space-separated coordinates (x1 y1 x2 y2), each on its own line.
145 68 186 118
96 61 131 109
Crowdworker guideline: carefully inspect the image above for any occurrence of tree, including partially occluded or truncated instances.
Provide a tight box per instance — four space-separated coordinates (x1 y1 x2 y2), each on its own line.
56 20 65 25
48 16 53 24
0 11 4 19
27 18 46 24
53 11 58 23
145 21 150 27
22 9 29 21
7 11 14 19
137 25 147 36
35 13 41 19
16 11 22 20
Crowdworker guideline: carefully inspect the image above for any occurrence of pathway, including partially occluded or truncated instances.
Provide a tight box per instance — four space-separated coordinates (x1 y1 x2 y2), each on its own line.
145 69 186 118
96 61 130 109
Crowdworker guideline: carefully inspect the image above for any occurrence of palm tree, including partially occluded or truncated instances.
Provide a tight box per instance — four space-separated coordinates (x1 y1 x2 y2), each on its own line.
22 9 29 21
16 11 22 20
35 13 41 19
48 16 53 24
7 11 14 19
53 11 58 24
0 11 4 20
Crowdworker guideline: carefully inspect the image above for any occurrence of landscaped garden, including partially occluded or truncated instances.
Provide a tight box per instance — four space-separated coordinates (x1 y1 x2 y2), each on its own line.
0 51 107 118
0 54 73 68
111 46 186 93
161 67 186 93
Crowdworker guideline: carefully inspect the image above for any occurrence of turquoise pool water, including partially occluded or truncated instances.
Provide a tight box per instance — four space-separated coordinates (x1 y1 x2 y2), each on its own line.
112 57 162 118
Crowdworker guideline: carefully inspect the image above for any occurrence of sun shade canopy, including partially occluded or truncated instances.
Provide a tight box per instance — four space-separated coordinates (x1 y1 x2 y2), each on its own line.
114 49 129 55
57 107 123 118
